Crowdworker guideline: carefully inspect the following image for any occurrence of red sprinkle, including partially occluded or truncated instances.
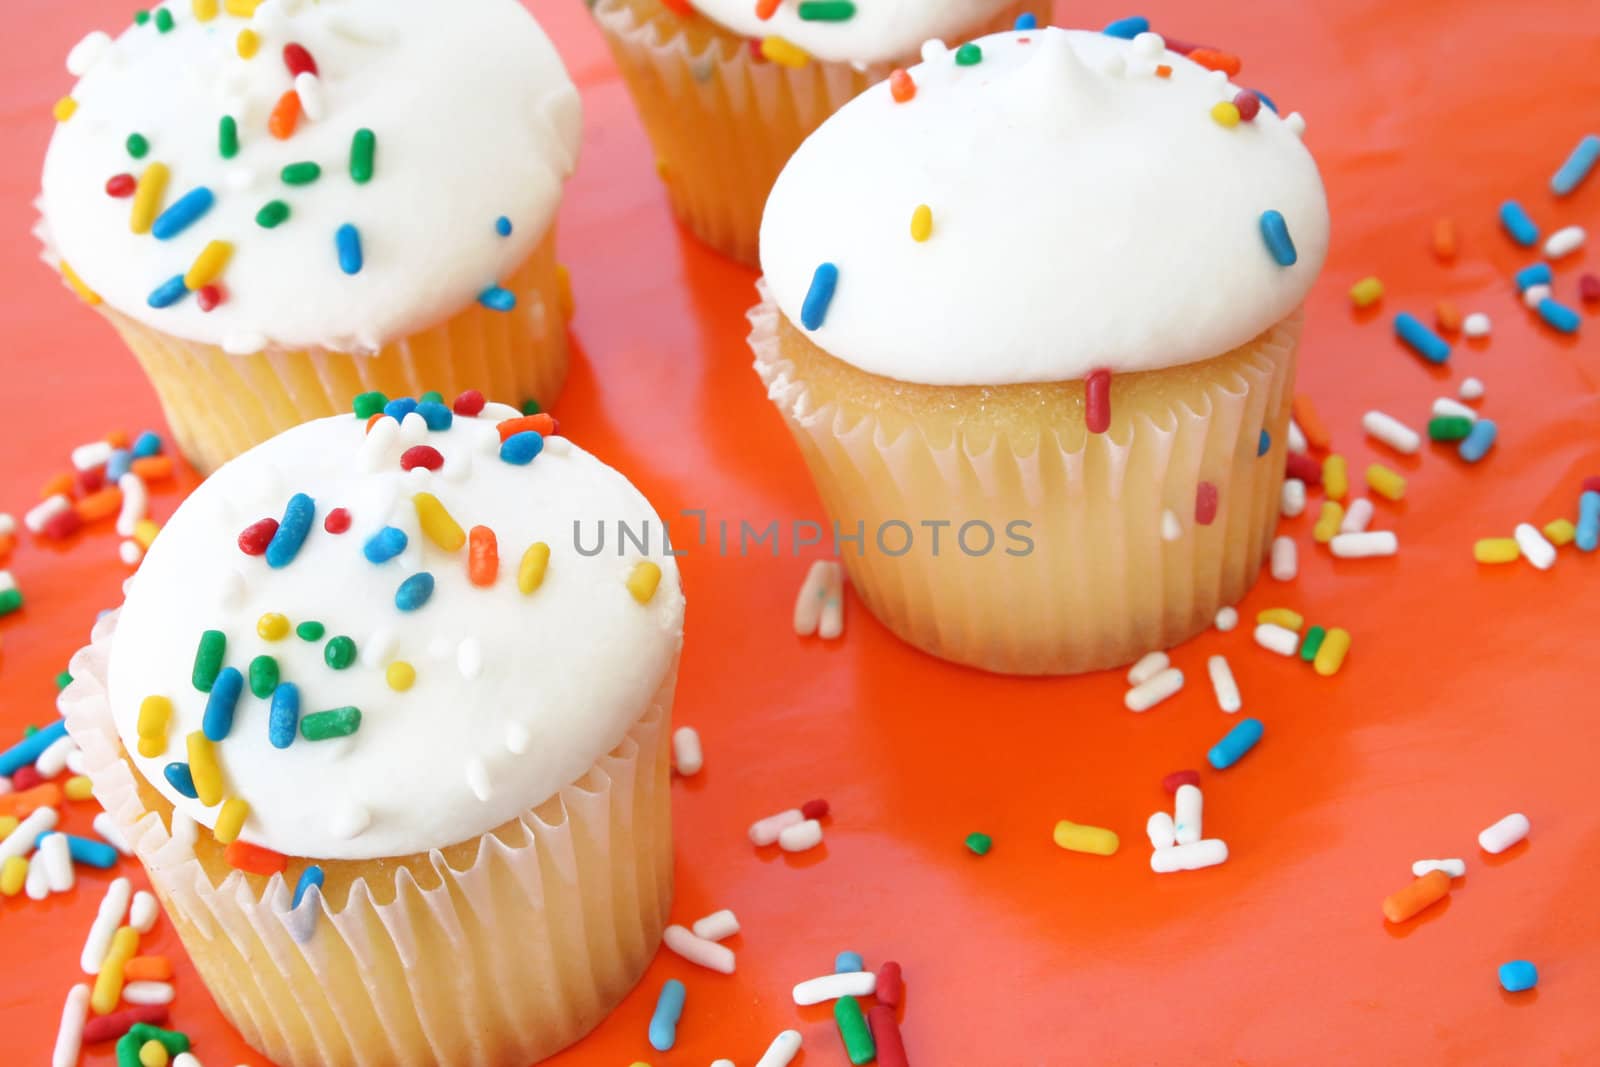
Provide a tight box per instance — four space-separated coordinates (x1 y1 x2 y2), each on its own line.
875 961 904 1008
1162 769 1201 793
75 466 106 497
747 38 767 63
105 173 136 198
11 765 44 790
660 0 695 13
889 69 916 103
225 839 288 876
195 285 224 312
800 798 830 820
869 1004 910 1067
1195 482 1219 526
400 445 444 472
82 1004 170 1043
42 508 82 541
1085 369 1111 434
1162 36 1208 55
1284 451 1323 486
237 518 280 555
1233 91 1261 121
1580 274 1600 304
1581 475 1600 494
282 42 318 77
323 508 351 534
451 389 486 416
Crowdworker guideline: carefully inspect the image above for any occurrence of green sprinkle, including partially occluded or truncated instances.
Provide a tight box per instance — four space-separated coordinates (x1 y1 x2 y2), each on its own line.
419 390 444 405
324 635 357 670
351 392 387 419
834 996 876 1065
955 42 983 66
115 1032 141 1067
281 161 321 185
797 0 856 19
192 630 225 692
255 200 290 228
301 706 361 741
133 10 150 26
1428 415 1473 441
1300 625 1327 663
0 587 21 617
129 1024 191 1056
297 620 326 641
248 655 279 699
154 7 174 31
349 127 376 184
219 115 238 159
55 671 73 691
23 724 38 737
965 832 993 856
520 397 542 415
126 133 149 159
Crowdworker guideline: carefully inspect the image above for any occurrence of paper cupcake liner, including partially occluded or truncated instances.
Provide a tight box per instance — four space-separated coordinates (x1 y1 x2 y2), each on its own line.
591 0 1050 266
43 229 568 477
60 610 676 1067
750 290 1301 675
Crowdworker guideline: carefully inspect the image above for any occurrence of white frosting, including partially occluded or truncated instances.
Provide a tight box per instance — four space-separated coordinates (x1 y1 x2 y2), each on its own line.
687 0 1021 66
41 0 580 353
107 409 684 860
759 28 1330 385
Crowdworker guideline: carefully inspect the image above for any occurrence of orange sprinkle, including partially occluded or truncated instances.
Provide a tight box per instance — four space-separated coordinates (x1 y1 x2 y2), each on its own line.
660 0 695 13
468 526 499 587
130 456 175 482
223 839 288 876
1292 394 1331 451
105 430 130 448
1435 299 1462 334
1155 64 1173 78
1432 217 1457 262
889 69 916 103
75 486 124 523
496 414 557 441
41 472 74 499
1382 869 1451 923
123 956 173 982
0 533 14 565
755 0 780 16
365 412 385 433
0 783 63 819
1188 48 1242 76
268 90 301 140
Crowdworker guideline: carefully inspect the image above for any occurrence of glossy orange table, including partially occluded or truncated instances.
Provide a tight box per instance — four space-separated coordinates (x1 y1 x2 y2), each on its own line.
3 2 1598 1064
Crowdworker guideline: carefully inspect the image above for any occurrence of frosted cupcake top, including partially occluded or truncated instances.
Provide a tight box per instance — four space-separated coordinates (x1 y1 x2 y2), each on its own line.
759 27 1330 386
107 394 685 861
40 0 580 355
685 0 1022 67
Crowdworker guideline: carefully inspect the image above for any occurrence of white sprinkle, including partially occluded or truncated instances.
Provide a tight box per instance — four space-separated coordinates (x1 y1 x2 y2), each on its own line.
1145 811 1176 850
1284 111 1306 137
293 71 324 121
25 495 70 533
1150 839 1229 872
1462 312 1492 338
1160 509 1183 542
749 809 804 846
1206 655 1241 713
1478 812 1530 854
1124 667 1184 712
456 637 483 680
1514 523 1556 570
1254 623 1300 657
919 38 948 62
817 566 844 640
778 818 824 853
0 513 13 537
1362 411 1421 455
223 331 269 355
360 626 397 668
1543 224 1586 259
1433 397 1478 422
129 890 160 934
1214 606 1239 632
173 1054 205 1067
66 30 113 76
478 401 521 421
356 415 399 472
1126 650 1170 687
329 804 370 841
1280 478 1307 518
80 876 131 973
691 908 740 942
672 726 704 776
503 721 531 754
122 981 176 1006
1330 530 1398 559
795 560 832 636
755 1030 803 1067
1130 31 1165 59
542 435 572 456
1269 536 1298 581
1412 858 1467 878
92 813 132 856
663 923 736 974
1340 498 1374 534
26 854 50 899
792 971 876 1006
70 440 111 472
0 807 59 864
35 736 76 778
1522 283 1551 309
41 832 74 892
119 540 144 566
1174 784 1204 846
0 570 15 595
1459 377 1485 401
1287 419 1308 454
465 759 492 802
51 984 91 1067
397 412 429 447
0 775 10 796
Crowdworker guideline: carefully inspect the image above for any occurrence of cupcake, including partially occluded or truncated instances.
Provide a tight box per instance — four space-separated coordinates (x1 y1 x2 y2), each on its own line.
752 27 1329 675
59 391 685 1067
590 0 1049 266
40 0 581 475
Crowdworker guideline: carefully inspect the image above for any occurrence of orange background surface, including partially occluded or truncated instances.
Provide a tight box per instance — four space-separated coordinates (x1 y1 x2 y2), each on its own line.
3 1 1599 1064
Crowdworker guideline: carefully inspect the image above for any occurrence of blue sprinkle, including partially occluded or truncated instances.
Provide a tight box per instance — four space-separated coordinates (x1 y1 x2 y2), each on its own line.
801 262 839 330
105 449 132 482
151 186 215 240
384 397 419 422
1394 312 1451 364
495 215 513 237
415 400 453 431
478 285 516 312
265 492 316 568
500 430 544 465
1498 200 1539 247
363 526 408 563
1250 89 1278 113
835 951 865 974
336 223 363 275
1014 12 1038 30
147 274 189 308
163 761 198 798
202 666 244 741
37 832 119 869
1537 297 1581 334
0 719 67 776
395 572 435 612
1458 418 1498 464
1513 262 1552 292
1257 429 1271 456
131 430 163 458
1552 134 1600 197
1208 717 1264 770
1498 960 1539 992
1102 15 1149 38
648 979 686 1052
269 682 300 750
293 864 325 909
1576 491 1599 552
1258 210 1297 266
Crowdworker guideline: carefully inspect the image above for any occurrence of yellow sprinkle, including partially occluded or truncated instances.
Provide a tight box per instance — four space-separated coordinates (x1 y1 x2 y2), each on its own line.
385 660 416 691
517 542 551 594
654 156 670 180
627 560 662 604
1349 276 1384 308
1256 608 1304 631
66 775 95 802
1313 627 1352 677
760 35 810 68
133 518 161 549
556 263 574 320
53 96 78 122
256 612 290 640
1473 537 1519 564
0 856 26 897
1312 501 1344 543
226 0 261 17
91 926 139 1015
910 204 933 243
192 0 219 21
187 731 223 806
140 1039 171 1067
1366 463 1406 501
236 27 259 58
183 239 233 290
214 797 249 844
60 260 102 306
413 492 466 551
1322 454 1349 500
136 695 172 757
1543 518 1576 547
0 815 16 839
1210 101 1240 128
1052 819 1120 856
130 162 170 235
